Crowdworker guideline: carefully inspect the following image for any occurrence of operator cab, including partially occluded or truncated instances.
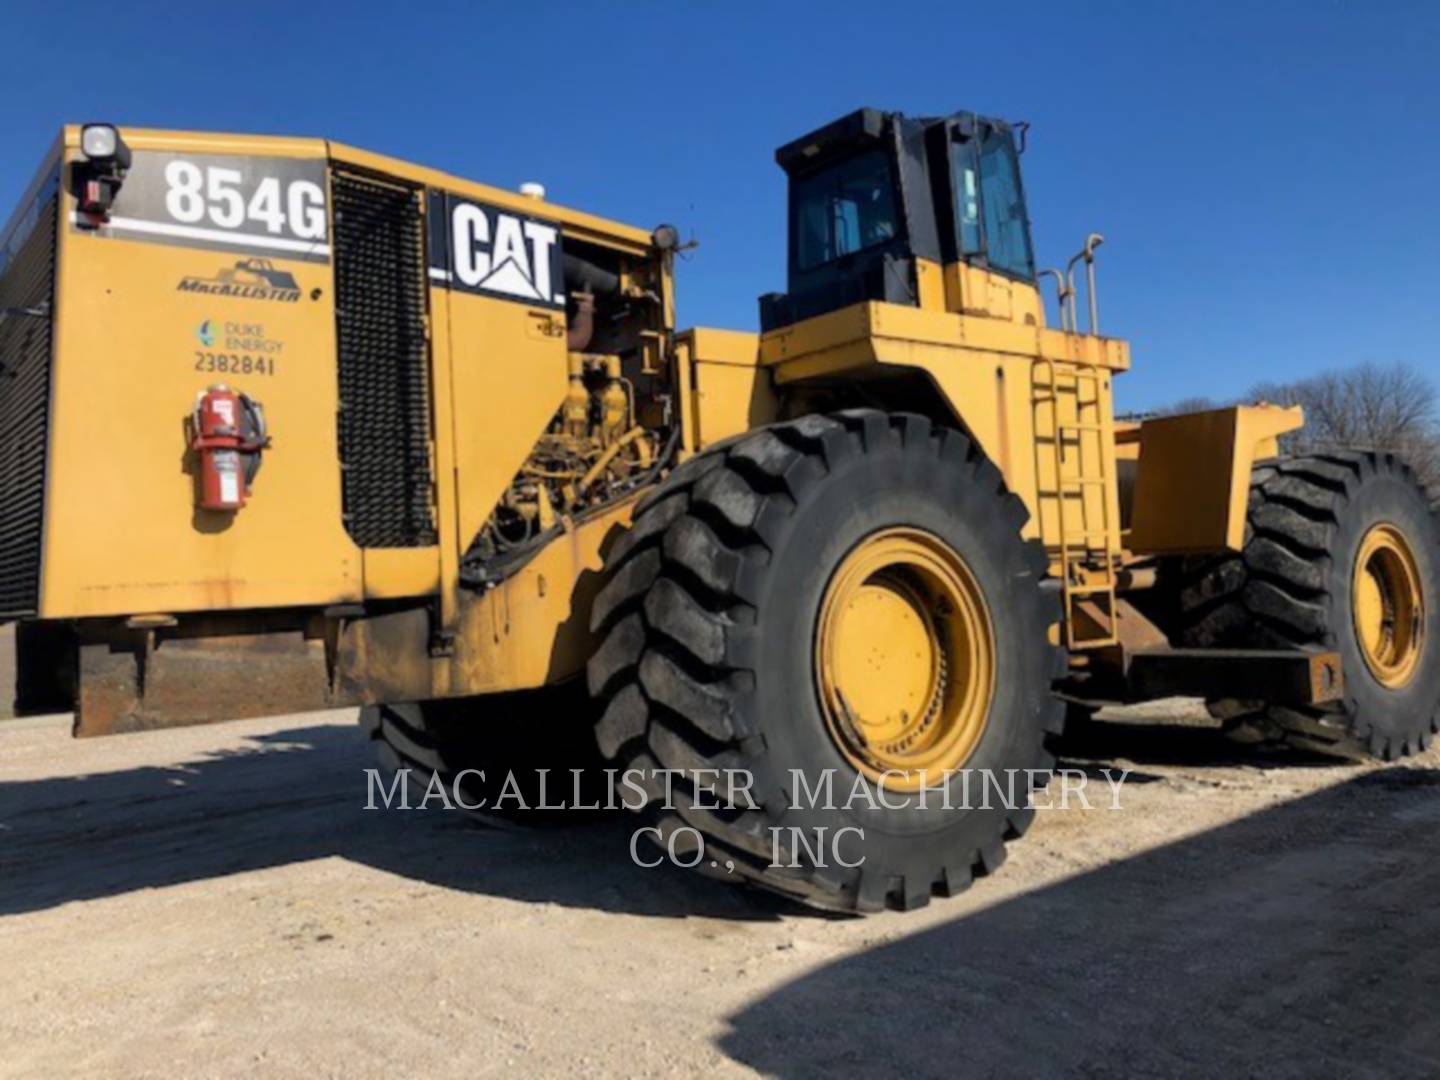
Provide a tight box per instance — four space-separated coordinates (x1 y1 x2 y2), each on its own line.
760 107 1036 331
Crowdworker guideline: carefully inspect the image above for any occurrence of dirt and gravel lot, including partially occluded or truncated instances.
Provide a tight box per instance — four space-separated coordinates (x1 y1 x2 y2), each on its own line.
2 698 1439 1078
2 702 1440 1080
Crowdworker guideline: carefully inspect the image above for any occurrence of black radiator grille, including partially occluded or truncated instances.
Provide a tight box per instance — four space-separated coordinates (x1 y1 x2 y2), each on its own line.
332 169 436 548
0 195 57 616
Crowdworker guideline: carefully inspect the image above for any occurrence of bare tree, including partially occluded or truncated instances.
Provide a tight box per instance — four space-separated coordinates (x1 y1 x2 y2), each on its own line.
1153 395 1222 418
1250 363 1439 493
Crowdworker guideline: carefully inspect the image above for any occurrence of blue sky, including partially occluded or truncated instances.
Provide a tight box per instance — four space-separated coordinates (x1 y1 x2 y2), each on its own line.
2 1 1436 411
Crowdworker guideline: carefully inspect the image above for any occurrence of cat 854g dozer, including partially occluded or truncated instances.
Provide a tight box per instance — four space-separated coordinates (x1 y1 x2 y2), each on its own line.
2 111 1435 911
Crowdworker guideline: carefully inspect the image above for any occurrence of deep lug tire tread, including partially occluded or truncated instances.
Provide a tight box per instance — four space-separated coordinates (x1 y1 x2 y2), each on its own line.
1175 451 1440 760
586 410 1065 912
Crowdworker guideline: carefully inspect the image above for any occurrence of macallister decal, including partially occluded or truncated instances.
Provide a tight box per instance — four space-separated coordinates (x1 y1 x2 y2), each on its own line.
177 257 302 303
427 190 565 309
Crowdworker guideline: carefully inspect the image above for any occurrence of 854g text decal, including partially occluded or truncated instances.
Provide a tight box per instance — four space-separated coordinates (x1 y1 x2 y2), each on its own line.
71 150 330 264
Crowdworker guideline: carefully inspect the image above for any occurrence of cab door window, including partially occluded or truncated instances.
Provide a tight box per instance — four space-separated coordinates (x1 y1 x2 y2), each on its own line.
949 127 1034 281
950 138 983 256
977 129 1034 280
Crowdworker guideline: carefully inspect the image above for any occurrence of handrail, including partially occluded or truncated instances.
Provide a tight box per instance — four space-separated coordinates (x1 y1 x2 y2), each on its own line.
1063 234 1105 335
1037 269 1072 333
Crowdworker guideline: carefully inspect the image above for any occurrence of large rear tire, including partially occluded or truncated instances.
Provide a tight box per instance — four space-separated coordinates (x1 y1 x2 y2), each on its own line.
363 681 611 823
1174 451 1440 759
586 411 1065 912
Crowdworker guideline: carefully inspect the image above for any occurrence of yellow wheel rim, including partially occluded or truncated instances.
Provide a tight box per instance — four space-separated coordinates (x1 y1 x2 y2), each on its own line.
815 527 996 792
1352 523 1425 689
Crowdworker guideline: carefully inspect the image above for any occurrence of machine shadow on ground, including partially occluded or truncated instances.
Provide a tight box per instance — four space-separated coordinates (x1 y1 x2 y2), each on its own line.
718 766 1440 1077
0 716 1391 931
0 718 805 922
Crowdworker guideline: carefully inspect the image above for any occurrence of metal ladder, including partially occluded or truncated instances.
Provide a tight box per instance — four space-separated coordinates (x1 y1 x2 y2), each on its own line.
1033 359 1119 648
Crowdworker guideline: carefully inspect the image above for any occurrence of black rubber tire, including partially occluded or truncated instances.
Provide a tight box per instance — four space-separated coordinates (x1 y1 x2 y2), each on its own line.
1174 451 1440 760
586 410 1065 912
363 681 612 823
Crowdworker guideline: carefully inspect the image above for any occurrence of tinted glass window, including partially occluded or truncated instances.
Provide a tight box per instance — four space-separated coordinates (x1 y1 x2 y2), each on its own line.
978 130 1034 280
949 140 982 256
794 149 900 271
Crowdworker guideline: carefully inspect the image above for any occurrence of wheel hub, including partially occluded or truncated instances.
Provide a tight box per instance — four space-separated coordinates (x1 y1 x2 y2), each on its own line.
815 528 995 791
1353 523 1425 689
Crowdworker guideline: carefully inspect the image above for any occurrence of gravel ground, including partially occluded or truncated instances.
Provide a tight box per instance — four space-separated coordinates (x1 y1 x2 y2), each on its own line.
1 702 1439 1078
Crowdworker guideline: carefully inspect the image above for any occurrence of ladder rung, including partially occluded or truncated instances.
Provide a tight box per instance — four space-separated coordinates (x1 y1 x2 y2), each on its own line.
1036 368 1103 382
1044 358 1119 653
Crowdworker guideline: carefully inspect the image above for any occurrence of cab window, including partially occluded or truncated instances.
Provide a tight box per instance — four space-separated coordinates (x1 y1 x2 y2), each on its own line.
793 149 901 271
977 129 1034 280
950 140 982 256
950 128 1034 281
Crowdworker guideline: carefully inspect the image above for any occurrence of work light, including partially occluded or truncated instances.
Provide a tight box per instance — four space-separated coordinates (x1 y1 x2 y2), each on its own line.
80 123 131 169
74 123 132 223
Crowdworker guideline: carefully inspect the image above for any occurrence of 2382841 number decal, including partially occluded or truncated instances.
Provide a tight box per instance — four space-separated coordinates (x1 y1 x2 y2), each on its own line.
194 351 277 376
163 160 326 240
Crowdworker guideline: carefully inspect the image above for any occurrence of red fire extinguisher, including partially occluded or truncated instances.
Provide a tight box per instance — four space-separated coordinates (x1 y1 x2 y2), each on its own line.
189 385 270 511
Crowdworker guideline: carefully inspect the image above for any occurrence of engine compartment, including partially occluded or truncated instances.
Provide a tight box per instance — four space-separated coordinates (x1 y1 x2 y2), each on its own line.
461 238 677 584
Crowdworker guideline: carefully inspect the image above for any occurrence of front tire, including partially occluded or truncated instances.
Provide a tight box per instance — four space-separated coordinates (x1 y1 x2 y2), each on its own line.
586 411 1065 912
1175 451 1440 759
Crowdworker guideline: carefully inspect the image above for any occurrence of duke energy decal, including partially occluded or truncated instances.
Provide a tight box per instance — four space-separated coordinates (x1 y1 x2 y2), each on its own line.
427 191 564 309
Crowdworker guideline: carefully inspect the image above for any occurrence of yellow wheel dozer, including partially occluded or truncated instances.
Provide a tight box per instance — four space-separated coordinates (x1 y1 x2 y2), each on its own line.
2 113 1435 911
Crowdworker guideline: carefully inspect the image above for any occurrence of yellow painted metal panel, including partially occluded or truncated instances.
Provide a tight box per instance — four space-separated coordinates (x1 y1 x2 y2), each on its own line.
755 299 1131 552
915 257 946 312
41 154 361 618
1128 404 1304 554
692 363 779 449
680 327 761 367
759 300 1129 371
447 499 636 691
675 328 775 449
443 290 569 553
363 547 441 599
943 262 1045 327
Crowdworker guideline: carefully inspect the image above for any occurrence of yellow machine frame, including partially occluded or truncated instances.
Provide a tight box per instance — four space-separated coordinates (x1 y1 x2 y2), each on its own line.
7 122 1297 732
